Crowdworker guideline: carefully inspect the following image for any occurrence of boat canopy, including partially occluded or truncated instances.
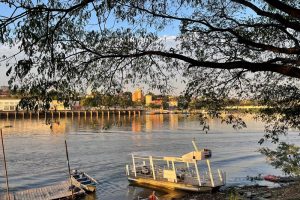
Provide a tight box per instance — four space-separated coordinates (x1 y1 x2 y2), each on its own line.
132 140 211 163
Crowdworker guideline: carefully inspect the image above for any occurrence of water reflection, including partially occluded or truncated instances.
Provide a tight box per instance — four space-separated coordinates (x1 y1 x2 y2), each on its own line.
0 114 299 200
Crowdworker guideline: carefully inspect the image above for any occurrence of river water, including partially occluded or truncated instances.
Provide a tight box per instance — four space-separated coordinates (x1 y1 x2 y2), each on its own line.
0 113 299 200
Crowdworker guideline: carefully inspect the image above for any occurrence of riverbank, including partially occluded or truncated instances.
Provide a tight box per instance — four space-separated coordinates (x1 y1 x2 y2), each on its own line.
181 181 300 200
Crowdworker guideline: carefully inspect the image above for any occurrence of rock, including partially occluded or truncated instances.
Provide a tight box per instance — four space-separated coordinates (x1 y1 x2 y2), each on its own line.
262 192 272 198
255 197 269 200
245 192 252 198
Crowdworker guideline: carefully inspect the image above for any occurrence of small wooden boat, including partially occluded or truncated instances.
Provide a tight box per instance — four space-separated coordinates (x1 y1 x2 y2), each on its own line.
71 170 98 192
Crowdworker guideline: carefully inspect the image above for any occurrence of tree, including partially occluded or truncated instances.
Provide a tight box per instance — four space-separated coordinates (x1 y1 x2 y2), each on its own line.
259 142 300 176
1 0 300 171
119 92 133 108
177 95 190 110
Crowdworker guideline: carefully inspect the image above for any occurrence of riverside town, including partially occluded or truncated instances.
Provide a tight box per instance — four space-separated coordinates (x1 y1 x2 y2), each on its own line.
0 1 300 200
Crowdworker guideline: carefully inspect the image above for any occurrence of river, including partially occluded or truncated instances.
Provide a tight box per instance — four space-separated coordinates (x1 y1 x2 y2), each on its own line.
0 113 299 199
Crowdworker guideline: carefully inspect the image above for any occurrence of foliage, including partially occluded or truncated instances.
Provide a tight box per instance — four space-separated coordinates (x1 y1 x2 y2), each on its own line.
177 95 190 110
1 0 300 173
148 103 161 109
259 142 300 176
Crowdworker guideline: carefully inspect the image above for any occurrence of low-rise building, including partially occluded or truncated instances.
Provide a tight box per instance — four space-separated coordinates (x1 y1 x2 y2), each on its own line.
0 99 20 111
145 94 152 106
49 100 65 111
168 97 178 109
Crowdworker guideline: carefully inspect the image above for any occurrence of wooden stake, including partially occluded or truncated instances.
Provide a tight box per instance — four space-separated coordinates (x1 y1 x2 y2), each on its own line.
1 129 10 200
64 140 74 199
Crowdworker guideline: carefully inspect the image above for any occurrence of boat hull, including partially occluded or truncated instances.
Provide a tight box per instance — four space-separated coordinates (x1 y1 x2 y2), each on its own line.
71 177 96 192
128 176 220 193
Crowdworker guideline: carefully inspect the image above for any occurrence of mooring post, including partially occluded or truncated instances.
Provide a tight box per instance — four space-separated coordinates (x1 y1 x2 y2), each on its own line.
1 129 10 200
64 140 74 199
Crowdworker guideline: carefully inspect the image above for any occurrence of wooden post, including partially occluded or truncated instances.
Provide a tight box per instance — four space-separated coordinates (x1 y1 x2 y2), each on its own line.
6 112 8 120
207 159 215 187
218 169 223 183
194 161 201 186
64 140 74 199
1 129 10 200
14 112 16 120
51 112 53 119
149 156 156 180
132 154 137 177
171 161 177 182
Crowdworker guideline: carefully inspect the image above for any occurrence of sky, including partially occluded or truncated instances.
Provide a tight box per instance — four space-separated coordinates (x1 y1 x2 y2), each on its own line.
0 1 186 94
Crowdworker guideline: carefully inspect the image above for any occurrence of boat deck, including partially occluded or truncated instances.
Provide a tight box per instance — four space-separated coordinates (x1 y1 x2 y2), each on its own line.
128 168 225 189
0 181 85 200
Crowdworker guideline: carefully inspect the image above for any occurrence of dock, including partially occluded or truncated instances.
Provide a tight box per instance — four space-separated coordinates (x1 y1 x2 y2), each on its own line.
0 109 143 119
0 181 85 200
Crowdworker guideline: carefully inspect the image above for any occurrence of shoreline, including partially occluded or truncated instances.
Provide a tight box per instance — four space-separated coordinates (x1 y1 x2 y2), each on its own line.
180 181 300 200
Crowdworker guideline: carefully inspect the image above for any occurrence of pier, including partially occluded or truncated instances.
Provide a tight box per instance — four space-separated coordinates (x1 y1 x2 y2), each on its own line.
0 109 143 119
0 181 85 200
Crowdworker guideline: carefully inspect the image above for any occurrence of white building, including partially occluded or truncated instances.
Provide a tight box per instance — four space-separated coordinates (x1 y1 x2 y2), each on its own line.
0 99 20 111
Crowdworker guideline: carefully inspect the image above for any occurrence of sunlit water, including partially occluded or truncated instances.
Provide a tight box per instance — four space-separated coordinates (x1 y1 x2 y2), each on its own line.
0 113 299 200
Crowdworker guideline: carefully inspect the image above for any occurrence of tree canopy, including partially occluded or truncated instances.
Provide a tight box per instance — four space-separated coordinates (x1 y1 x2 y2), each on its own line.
1 0 300 146
1 0 299 92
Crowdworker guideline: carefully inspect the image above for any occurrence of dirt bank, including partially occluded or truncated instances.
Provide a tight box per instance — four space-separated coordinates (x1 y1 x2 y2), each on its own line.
181 181 300 200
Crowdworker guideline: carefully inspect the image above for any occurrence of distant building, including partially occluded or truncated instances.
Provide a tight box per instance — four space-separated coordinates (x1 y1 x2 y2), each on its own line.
0 99 20 111
0 86 10 97
168 97 178 108
151 99 163 106
132 88 143 102
145 95 152 106
49 100 65 111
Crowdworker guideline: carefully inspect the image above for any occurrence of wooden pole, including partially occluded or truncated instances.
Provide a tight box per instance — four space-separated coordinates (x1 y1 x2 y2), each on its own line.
149 156 156 180
207 159 215 187
194 161 201 186
1 129 10 200
64 140 74 199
